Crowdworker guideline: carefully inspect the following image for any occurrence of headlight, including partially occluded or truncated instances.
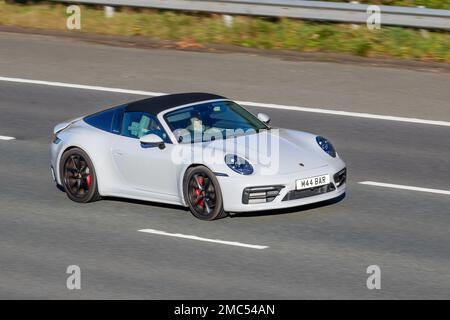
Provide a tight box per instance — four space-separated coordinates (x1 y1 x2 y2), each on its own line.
316 136 336 158
224 154 253 175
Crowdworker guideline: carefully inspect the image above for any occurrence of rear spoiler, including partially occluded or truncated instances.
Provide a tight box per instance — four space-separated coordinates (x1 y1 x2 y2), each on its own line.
53 117 83 135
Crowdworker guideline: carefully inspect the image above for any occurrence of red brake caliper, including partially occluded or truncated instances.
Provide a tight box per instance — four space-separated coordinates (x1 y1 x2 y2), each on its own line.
195 176 204 207
86 175 92 188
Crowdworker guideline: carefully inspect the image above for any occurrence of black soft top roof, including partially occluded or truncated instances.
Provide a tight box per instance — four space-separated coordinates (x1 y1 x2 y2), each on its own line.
125 92 226 115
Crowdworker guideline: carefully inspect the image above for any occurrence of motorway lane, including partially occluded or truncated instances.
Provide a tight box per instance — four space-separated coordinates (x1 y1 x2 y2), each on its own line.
1 80 449 189
0 82 449 299
0 31 450 121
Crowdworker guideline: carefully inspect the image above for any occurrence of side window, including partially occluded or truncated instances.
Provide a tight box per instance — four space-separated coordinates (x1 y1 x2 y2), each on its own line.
111 106 125 135
121 112 170 143
84 108 116 132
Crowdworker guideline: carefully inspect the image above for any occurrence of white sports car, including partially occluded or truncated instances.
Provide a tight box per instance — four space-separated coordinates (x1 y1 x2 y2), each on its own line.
50 93 346 220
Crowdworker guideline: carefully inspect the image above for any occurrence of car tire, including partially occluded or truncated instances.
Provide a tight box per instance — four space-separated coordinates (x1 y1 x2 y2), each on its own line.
60 147 101 203
183 166 227 221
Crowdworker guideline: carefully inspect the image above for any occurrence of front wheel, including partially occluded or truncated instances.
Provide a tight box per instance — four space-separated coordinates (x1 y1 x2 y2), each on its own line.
183 166 227 221
60 148 100 203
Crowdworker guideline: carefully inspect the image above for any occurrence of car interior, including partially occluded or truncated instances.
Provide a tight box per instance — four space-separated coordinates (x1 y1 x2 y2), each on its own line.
165 102 260 143
122 112 169 142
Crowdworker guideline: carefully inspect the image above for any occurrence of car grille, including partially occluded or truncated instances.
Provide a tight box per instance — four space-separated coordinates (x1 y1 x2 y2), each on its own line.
242 185 285 204
333 168 347 187
282 183 336 201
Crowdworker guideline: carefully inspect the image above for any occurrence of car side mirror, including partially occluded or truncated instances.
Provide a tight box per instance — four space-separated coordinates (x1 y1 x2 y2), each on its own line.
139 134 165 149
257 113 271 124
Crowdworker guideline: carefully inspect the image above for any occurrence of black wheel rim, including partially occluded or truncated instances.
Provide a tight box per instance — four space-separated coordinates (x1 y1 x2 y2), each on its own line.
63 154 92 198
188 174 216 216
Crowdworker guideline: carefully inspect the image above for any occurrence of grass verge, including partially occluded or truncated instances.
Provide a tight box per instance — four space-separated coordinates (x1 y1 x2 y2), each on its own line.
0 2 449 62
321 0 450 10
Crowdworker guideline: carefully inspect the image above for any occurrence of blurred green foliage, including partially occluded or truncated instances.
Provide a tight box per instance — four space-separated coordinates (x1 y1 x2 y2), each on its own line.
320 0 450 10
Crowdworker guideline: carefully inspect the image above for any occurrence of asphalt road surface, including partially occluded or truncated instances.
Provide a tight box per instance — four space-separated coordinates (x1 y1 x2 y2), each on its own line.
0 31 449 299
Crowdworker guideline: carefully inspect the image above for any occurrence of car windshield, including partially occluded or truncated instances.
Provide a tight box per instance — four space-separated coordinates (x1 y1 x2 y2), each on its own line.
164 100 269 143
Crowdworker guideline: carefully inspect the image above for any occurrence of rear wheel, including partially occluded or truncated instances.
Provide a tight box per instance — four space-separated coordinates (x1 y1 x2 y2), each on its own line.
183 166 227 221
60 148 100 203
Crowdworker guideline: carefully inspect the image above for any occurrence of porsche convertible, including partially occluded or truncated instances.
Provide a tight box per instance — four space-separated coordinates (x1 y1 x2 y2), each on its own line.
50 93 346 220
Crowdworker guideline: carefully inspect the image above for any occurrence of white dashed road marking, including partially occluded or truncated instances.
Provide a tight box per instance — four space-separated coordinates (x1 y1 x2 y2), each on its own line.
359 181 450 196
0 135 15 141
138 229 269 250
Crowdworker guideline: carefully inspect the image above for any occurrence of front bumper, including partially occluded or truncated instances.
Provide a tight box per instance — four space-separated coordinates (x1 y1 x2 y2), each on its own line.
218 165 346 212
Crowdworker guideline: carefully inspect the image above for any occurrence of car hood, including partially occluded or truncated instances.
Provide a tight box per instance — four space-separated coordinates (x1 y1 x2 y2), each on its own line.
202 128 330 175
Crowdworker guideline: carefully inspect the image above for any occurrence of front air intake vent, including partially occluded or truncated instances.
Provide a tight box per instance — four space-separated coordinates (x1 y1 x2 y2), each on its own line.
282 183 335 201
333 168 347 187
242 185 285 204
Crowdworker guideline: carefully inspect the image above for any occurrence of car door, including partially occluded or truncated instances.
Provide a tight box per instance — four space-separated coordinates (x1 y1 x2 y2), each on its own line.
111 111 180 201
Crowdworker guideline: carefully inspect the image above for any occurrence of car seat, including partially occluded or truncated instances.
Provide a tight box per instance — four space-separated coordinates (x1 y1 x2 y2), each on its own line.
128 115 151 138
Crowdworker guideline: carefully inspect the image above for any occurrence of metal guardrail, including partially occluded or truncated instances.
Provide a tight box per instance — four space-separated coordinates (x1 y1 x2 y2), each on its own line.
53 0 450 30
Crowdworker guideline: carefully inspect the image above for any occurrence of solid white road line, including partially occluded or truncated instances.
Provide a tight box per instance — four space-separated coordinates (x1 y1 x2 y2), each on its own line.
0 76 166 97
0 135 15 141
359 181 450 196
238 101 450 127
1 76 450 127
138 229 269 250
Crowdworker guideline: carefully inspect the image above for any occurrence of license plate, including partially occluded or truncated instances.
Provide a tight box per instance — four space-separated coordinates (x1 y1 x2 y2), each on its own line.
296 174 330 190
